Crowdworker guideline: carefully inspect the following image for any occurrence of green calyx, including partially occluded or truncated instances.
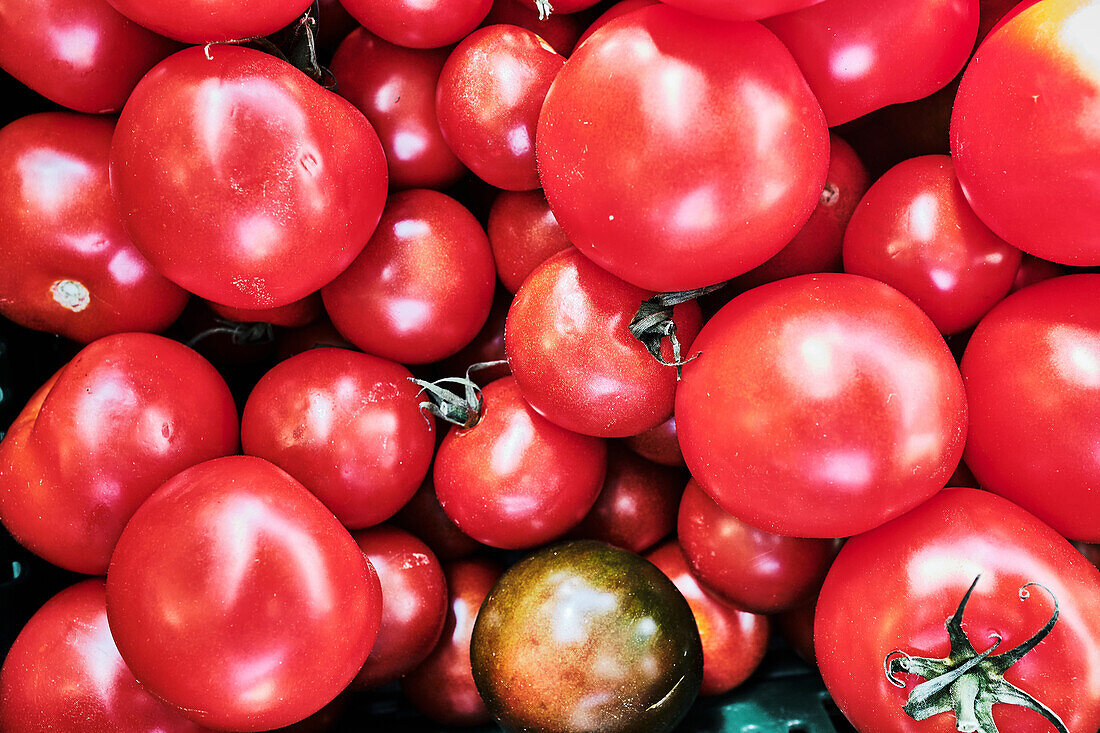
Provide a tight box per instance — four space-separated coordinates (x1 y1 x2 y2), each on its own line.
629 283 725 380
883 575 1066 733
408 361 509 429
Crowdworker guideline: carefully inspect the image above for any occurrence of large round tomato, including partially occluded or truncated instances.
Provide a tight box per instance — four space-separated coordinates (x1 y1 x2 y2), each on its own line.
105 0 312 43
106 455 382 731
951 0 1100 264
110 45 388 309
816 488 1100 733
676 274 967 538
537 4 828 291
961 274 1100 542
658 0 821 20
340 0 492 48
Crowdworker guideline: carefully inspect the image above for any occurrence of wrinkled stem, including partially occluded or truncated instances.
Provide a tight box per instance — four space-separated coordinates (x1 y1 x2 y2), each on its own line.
629 282 726 379
408 360 509 429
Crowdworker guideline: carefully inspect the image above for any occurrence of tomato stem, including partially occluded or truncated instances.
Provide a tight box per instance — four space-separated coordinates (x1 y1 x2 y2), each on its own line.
534 0 554 20
629 283 725 380
186 319 275 349
408 361 510 429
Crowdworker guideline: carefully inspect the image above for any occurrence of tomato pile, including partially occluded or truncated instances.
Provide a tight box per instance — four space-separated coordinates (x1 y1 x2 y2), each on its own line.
0 0 1098 731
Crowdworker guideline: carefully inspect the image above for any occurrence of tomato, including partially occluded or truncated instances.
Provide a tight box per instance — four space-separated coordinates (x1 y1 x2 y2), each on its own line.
471 540 703 733
537 5 829 291
676 274 967 538
106 455 382 731
573 0 657 50
646 540 770 697
764 0 979 126
482 0 581 55
433 376 606 549
393 477 484 560
351 526 448 689
621 415 685 467
0 333 238 575
677 480 841 613
321 189 496 365
816 488 1100 733
961 275 1100 542
510 0 600 15
1077 543 1100 572
1011 255 1065 294
340 0 493 48
402 558 502 726
435 287 511 386
487 190 572 294
0 113 188 342
505 248 702 438
0 579 208 732
330 29 466 190
110 45 388 310
104 0 312 42
207 292 322 328
775 600 817 667
241 348 435 528
658 0 821 21
843 155 1022 335
0 0 178 114
951 0 1100 265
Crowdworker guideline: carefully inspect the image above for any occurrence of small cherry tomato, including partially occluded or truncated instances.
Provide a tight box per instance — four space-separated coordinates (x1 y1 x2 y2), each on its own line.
487 190 573 294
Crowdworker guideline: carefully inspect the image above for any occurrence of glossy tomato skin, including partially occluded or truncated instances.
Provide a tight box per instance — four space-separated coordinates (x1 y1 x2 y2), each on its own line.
538 5 829 291
676 274 967 538
402 558 502 726
843 155 1022 335
105 0 312 42
951 0 1100 264
0 579 209 733
483 0 581 55
658 0 821 21
471 540 703 733
351 526 448 688
646 540 770 697
331 29 466 190
1011 255 1065 294
573 0 657 50
322 189 496 364
435 286 511 386
241 348 435 528
488 190 572 293
340 0 492 48
506 248 702 438
111 45 388 310
962 275 1100 541
764 0 979 126
678 480 840 613
207 292 322 328
434 376 606 549
0 0 178 113
0 113 188 342
816 488 1100 733
0 333 238 575
437 25 565 191
106 455 382 732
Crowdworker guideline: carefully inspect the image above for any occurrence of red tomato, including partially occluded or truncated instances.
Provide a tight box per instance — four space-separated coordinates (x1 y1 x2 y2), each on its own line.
402 558 502 726
775 601 817 667
510 0 600 15
678 480 840 613
764 0 979 126
331 28 466 190
961 275 1100 542
208 292 322 328
110 45 388 309
106 455 382 731
0 0 178 113
506 249 702 438
322 189 496 364
340 0 493 48
433 376 606 549
573 0 657 50
435 287 512 386
843 155 1022 335
951 0 1100 265
487 190 572 294
0 113 188 342
1011 255 1065 294
0 333 238 574
0 579 208 732
537 5 829 291
646 541 770 697
621 416 685 467
393 476 485 560
437 25 564 191
241 348 435 528
658 0 821 21
816 488 1100 733
105 0 312 42
676 274 967 538
351 526 449 688
482 0 581 55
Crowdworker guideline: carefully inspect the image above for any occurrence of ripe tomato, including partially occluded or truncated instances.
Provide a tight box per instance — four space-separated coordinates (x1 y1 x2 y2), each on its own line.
622 416 685 467
110 45 388 310
573 0 657 50
1011 255 1064 294
676 274 967 538
104 0 312 42
0 0 178 114
816 488 1100 733
393 477 484 561
106 455 382 732
0 333 238 574
207 292 323 328
487 190 572 294
537 4 828 291
843 155 1022 335
241 348 435 528
482 0 581 55
340 0 493 48
658 0 821 21
0 113 188 342
961 275 1100 542
0 579 208 732
951 0 1100 265
435 287 511 385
